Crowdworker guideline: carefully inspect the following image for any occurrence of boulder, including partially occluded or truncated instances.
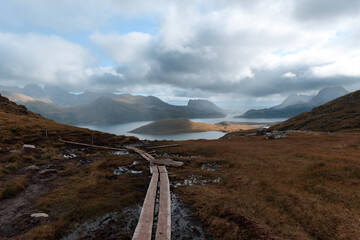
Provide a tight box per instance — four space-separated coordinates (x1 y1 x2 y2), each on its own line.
23 165 40 173
256 128 266 136
266 131 288 140
30 213 49 218
23 144 35 149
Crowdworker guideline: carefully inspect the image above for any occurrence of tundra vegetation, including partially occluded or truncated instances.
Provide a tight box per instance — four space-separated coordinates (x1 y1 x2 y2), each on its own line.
1 93 360 239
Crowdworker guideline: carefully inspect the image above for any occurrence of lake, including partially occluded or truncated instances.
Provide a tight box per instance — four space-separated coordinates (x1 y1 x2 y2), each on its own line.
77 114 287 141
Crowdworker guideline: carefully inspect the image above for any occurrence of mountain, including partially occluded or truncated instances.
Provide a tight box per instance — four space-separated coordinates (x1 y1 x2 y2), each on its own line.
0 85 225 124
306 86 349 106
0 84 112 106
11 95 225 125
0 93 39 118
271 94 313 110
187 99 223 113
239 86 348 118
269 89 360 132
0 91 38 103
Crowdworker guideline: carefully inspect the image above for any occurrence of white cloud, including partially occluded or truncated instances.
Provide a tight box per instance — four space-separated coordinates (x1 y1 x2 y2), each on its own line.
1 0 360 98
90 32 153 75
282 72 296 78
0 32 95 87
311 52 360 78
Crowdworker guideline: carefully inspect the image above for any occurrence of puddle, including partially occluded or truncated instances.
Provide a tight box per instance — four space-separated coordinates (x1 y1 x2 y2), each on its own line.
61 153 77 159
171 193 214 240
172 175 221 188
159 153 196 158
61 205 141 240
60 149 78 159
200 163 221 172
113 166 142 175
131 161 139 166
111 150 129 155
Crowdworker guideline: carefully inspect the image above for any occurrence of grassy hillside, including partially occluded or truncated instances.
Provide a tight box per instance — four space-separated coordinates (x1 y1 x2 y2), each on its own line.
130 119 260 134
2 93 360 239
157 132 360 239
0 94 147 239
270 90 360 132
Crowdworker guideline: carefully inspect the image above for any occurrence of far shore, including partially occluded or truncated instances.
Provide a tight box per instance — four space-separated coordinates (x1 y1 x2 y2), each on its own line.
129 119 278 135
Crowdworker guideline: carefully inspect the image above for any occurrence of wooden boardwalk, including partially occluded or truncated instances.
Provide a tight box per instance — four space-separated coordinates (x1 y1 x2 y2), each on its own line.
156 166 171 240
125 146 184 167
58 140 178 239
128 147 175 240
132 166 159 240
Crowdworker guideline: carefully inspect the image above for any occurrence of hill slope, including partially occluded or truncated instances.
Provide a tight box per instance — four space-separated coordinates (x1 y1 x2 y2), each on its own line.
240 86 348 118
270 90 360 132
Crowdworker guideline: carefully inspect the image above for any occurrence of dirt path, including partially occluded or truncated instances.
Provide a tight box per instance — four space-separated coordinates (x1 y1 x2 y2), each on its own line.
0 171 57 238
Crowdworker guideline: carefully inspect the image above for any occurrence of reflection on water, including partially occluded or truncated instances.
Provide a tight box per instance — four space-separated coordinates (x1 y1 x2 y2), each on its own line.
77 114 287 141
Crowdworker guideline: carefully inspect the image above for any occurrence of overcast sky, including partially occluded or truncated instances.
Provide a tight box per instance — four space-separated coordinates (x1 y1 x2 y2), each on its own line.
1 0 360 107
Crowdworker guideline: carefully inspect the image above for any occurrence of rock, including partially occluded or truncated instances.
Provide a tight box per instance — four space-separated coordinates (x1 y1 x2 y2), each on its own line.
39 169 58 174
266 130 288 140
23 165 39 173
23 144 35 149
256 128 266 136
31 213 49 218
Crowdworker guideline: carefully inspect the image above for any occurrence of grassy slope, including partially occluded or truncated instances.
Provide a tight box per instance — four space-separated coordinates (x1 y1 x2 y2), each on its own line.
2 93 360 239
270 90 360 132
0 94 147 239
155 132 360 240
130 118 259 134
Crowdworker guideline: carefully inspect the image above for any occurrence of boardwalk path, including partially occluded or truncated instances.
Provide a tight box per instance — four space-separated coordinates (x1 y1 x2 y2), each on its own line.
59 139 179 240
125 146 180 240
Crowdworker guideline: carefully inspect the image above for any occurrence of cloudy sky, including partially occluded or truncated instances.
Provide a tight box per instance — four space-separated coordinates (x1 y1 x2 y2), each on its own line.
1 0 360 107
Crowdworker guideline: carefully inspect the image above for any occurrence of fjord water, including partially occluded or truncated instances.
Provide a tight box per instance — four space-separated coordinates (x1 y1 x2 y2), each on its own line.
78 114 287 141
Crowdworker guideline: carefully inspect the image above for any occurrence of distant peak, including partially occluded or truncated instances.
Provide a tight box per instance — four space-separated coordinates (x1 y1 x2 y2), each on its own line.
317 86 348 94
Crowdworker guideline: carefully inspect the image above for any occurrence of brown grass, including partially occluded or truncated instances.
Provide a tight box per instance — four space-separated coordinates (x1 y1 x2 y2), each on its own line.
2 94 360 239
0 96 145 239
156 132 360 239
0 175 27 199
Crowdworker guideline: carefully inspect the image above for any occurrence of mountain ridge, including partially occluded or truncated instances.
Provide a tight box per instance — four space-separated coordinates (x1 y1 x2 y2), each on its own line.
239 86 348 119
1 86 225 124
269 89 360 132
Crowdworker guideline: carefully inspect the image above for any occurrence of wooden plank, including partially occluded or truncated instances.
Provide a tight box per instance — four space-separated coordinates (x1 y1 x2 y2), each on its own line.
147 144 179 149
150 165 159 174
152 158 184 168
158 166 168 173
132 170 159 240
125 146 155 162
156 167 171 240
59 139 126 151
